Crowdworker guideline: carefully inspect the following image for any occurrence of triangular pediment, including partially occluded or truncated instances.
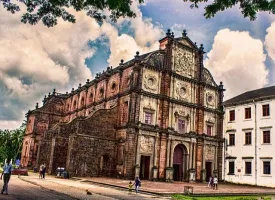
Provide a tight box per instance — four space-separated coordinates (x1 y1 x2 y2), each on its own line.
176 37 198 50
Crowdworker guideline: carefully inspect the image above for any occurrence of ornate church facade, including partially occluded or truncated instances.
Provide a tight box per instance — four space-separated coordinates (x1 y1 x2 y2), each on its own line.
21 30 225 182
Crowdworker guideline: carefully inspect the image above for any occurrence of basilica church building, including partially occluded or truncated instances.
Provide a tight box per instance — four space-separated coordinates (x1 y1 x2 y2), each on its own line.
21 30 225 182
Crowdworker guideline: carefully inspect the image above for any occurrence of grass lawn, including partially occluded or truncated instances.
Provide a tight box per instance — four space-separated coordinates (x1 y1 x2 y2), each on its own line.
172 194 273 200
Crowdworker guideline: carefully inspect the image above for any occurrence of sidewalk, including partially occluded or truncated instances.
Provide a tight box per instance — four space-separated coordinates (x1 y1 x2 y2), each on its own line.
19 173 169 200
19 173 275 196
83 177 275 196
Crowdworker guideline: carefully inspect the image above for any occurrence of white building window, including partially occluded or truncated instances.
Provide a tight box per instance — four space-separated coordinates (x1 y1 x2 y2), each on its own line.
263 161 271 175
228 161 235 175
245 161 252 175
262 104 270 117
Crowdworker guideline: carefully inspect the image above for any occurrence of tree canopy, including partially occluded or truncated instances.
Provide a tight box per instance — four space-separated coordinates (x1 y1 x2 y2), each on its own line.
184 0 275 21
1 0 143 27
1 0 274 27
0 122 25 164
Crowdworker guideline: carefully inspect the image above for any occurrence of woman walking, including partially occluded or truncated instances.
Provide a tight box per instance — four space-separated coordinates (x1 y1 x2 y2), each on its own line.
134 176 141 194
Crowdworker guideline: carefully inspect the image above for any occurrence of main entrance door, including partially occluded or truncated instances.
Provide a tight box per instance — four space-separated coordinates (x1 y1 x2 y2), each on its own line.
173 145 184 181
205 162 212 182
140 156 150 180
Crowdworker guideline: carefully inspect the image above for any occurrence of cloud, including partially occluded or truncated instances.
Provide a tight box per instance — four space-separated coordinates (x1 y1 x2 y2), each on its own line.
205 29 268 100
0 1 165 129
101 0 164 66
0 6 100 129
265 21 275 61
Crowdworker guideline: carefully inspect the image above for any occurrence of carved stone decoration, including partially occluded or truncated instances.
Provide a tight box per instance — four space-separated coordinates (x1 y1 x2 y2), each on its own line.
110 81 118 94
174 48 193 77
140 136 154 154
205 146 214 161
144 74 158 92
175 81 190 100
203 68 217 87
206 92 215 106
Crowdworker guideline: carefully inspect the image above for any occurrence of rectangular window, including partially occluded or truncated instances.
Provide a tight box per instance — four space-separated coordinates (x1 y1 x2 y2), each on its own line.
245 107 251 119
229 134 235 146
263 161 271 175
245 132 252 145
178 119 185 133
144 112 152 125
229 161 235 174
207 125 212 136
245 162 252 174
263 131 270 144
262 104 270 117
229 110 235 121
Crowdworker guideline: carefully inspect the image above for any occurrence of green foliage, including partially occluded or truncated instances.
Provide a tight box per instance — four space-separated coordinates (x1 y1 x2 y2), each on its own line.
0 122 26 164
183 0 275 20
171 194 272 200
1 0 144 27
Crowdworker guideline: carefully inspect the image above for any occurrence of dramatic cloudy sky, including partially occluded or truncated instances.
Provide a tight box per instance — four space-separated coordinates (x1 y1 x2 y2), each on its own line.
1 0 275 129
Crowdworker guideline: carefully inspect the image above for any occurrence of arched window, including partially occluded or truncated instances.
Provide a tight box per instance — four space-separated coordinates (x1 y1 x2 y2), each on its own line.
99 88 104 98
90 93 94 103
80 97 85 107
73 100 77 110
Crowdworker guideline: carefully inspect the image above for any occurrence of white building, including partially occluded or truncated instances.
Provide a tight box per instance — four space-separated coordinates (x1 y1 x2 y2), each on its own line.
223 86 275 187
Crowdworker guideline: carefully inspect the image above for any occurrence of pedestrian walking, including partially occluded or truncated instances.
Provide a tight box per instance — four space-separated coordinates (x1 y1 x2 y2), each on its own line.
42 164 46 179
208 176 213 188
213 175 218 190
39 164 43 179
134 176 141 194
128 181 133 194
1 159 13 195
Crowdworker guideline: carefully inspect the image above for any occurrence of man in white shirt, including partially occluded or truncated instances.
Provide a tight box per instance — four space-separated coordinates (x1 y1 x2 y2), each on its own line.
1 159 13 195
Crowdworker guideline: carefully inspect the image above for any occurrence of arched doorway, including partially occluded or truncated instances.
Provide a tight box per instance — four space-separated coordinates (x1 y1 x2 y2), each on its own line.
173 144 187 181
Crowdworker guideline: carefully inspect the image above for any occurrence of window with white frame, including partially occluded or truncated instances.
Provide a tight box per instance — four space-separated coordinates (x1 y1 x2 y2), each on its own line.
245 161 252 175
263 161 271 175
263 130 271 144
228 161 235 175
245 132 252 145
262 104 270 117
229 110 235 122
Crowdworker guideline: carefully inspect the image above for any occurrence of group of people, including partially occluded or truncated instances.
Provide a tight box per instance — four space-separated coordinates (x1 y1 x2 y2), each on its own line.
128 176 141 194
39 164 46 179
208 175 218 190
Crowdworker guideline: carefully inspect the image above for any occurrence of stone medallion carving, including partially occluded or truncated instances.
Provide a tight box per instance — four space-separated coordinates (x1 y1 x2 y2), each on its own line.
110 81 117 93
140 136 154 154
175 48 193 77
206 92 215 106
144 74 158 92
176 82 189 100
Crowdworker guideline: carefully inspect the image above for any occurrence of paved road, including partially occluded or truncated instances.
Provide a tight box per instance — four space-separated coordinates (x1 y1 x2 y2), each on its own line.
0 175 170 200
0 176 76 200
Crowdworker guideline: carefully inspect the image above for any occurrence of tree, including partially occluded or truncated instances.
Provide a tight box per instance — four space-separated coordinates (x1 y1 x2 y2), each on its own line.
0 122 25 164
1 0 143 27
183 0 275 21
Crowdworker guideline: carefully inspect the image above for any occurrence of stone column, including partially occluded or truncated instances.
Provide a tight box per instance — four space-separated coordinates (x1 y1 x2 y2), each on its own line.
135 132 141 177
165 136 173 181
154 133 159 166
152 133 159 181
48 137 56 175
166 137 171 167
